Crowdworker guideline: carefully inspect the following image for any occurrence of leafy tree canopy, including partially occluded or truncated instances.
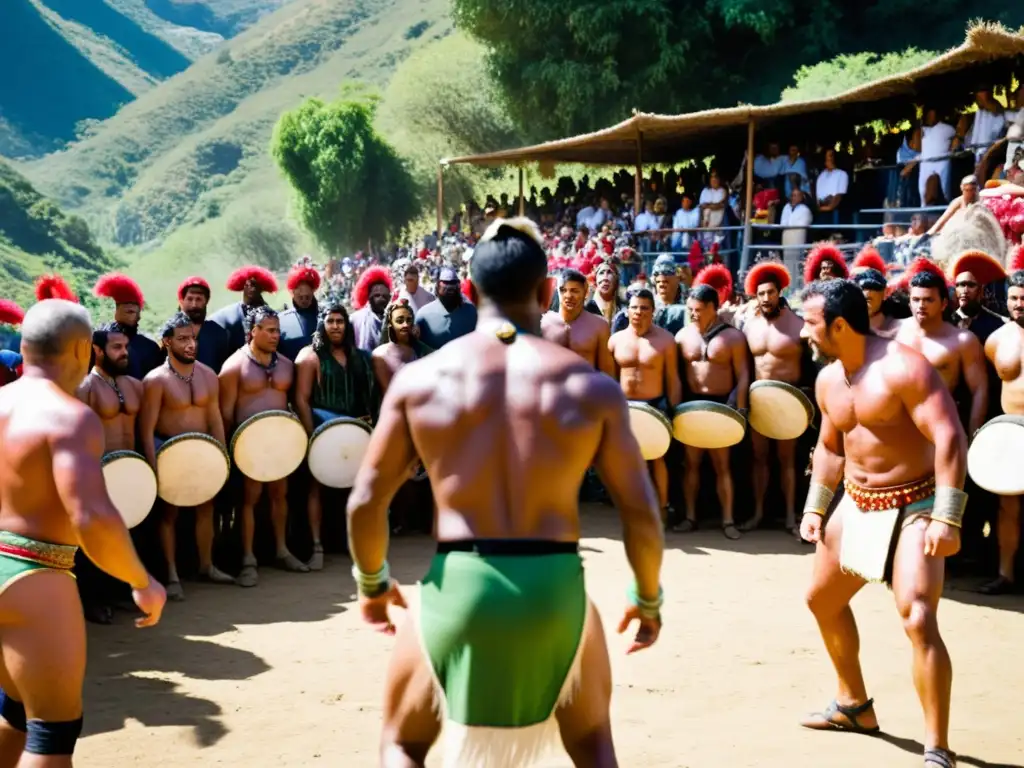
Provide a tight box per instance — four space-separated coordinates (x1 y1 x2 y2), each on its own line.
781 49 938 103
451 0 1018 141
271 86 419 254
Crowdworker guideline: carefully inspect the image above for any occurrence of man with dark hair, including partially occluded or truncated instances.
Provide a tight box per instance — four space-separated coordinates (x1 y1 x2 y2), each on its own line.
177 276 230 373
0 299 165 765
75 322 145 623
542 269 615 377
140 312 232 600
609 288 682 519
797 279 967 768
675 280 750 539
210 265 278 353
220 306 305 585
894 259 988 437
93 273 164 380
415 265 478 349
347 217 664 767
278 263 321 361
295 301 380 569
852 268 901 338
979 264 1024 595
650 255 687 335
350 267 393 353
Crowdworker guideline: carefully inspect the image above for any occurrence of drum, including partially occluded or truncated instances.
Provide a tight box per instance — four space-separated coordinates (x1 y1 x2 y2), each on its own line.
627 402 673 461
156 433 230 507
672 400 746 449
968 415 1024 494
231 410 307 483
101 450 157 529
748 381 815 441
307 416 373 489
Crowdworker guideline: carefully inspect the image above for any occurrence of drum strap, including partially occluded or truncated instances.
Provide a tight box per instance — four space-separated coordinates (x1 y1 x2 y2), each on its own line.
700 321 730 361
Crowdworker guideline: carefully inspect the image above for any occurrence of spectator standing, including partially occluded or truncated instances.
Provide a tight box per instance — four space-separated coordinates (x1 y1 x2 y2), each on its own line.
414 266 478 349
919 107 957 204
814 149 849 224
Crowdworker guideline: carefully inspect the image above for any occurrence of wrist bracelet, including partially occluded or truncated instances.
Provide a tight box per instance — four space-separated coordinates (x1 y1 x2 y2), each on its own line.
803 482 834 517
930 487 967 529
627 582 664 620
352 561 391 597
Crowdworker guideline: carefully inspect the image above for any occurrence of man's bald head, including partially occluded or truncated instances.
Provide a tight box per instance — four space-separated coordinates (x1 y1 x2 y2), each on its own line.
21 300 92 361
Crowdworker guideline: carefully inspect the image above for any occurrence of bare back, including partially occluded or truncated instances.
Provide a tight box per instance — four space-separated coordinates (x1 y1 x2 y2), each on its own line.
985 320 1024 414
0 378 101 546
384 331 638 541
744 309 804 383
77 372 143 452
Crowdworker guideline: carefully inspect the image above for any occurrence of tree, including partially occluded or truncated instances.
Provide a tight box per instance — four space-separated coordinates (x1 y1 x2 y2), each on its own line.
450 0 1008 142
270 87 419 254
781 49 937 103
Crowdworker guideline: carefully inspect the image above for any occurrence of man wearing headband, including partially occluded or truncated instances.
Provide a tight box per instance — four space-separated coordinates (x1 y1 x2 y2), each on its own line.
415 265 478 349
177 276 230 373
347 217 664 767
278 262 322 361
852 268 900 338
295 301 380 570
797 279 967 768
894 259 988 438
650 254 687 335
542 269 615 377
93 273 164 380
140 312 232 601
741 260 806 537
349 266 393 353
220 306 307 586
210 265 279 353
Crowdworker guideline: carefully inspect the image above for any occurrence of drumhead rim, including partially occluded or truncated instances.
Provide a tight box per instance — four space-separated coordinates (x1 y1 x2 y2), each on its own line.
748 380 815 427
627 402 672 432
973 414 1024 439
157 432 229 460
309 416 373 444
101 449 148 466
230 409 303 455
672 400 746 426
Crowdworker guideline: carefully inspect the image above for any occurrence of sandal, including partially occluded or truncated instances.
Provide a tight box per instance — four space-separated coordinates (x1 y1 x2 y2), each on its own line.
924 747 956 767
977 576 1016 595
722 523 741 540
670 519 698 533
800 698 880 735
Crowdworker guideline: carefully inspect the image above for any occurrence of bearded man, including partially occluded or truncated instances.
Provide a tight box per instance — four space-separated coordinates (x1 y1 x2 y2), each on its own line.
948 251 1007 345
209 265 279 352
415 265 478 349
177 276 230 373
93 273 164 379
350 266 393 353
278 262 321 361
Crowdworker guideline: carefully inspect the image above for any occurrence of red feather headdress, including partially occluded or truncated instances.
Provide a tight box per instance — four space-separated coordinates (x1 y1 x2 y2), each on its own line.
693 263 734 306
947 249 1007 285
744 260 791 297
896 257 951 294
93 272 144 306
34 274 78 303
178 276 210 300
461 278 477 305
851 245 886 275
1009 244 1024 274
803 243 849 285
286 265 321 292
352 266 393 310
226 265 278 294
0 300 25 326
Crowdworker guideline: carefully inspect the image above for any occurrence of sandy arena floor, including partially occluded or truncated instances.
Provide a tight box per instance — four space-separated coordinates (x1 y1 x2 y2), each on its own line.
77 505 1024 767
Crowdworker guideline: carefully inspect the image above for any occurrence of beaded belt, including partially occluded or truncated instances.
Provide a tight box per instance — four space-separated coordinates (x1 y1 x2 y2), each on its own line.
0 531 77 571
843 477 936 512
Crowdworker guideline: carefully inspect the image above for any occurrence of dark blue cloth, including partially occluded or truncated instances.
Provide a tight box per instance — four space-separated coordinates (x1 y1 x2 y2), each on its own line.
415 299 477 349
126 331 164 380
0 349 22 370
277 304 319 361
194 319 230 373
208 301 249 353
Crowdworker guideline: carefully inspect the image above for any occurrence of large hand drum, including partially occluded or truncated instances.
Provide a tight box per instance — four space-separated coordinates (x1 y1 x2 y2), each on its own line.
672 400 746 449
748 381 815 441
627 402 673 461
231 410 307 482
968 415 1024 494
101 450 157 528
156 433 230 507
307 417 373 488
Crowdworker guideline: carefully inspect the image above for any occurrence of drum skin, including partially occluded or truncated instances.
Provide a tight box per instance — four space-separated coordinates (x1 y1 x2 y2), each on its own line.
231 410 307 482
308 417 373 489
156 433 230 507
672 400 746 449
748 381 814 441
627 403 673 461
968 415 1024 495
101 450 157 529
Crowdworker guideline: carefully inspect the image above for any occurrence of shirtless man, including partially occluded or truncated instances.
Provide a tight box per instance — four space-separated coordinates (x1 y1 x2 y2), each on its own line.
798 279 966 768
346 218 664 767
372 299 434 394
220 306 306 586
0 300 165 766
741 262 806 535
75 323 144 623
140 312 233 601
609 289 682 519
895 260 988 436
674 283 750 540
542 269 615 377
853 269 900 338
979 269 1024 595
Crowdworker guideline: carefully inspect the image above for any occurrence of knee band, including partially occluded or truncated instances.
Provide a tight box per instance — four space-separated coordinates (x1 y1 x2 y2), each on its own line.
0 690 26 732
25 717 83 756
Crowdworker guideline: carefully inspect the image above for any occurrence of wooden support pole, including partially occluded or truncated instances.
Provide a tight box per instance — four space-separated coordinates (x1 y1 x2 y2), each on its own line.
436 165 444 239
518 167 525 216
634 130 644 220
740 119 756 276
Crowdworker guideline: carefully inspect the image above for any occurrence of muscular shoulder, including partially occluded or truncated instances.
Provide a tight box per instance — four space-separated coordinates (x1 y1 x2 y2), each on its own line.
881 339 937 388
46 394 103 443
120 375 144 395
721 325 748 347
295 345 317 364
221 349 245 373
194 361 218 383
142 365 167 387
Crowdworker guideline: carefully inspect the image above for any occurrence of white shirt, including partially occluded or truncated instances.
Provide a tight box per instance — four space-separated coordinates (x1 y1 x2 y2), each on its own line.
920 122 957 200
815 169 849 203
968 108 1006 160
780 203 813 227
699 187 727 228
397 285 436 314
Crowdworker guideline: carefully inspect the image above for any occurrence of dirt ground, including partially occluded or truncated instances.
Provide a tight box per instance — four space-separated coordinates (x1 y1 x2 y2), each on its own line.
77 505 1024 767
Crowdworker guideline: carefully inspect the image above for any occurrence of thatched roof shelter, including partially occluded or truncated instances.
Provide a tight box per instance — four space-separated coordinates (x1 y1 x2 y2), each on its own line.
441 23 1024 169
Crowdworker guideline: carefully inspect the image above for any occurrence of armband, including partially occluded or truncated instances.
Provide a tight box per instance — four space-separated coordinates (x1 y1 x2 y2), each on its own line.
803 483 835 517
627 583 664 620
352 561 391 598
930 487 968 529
